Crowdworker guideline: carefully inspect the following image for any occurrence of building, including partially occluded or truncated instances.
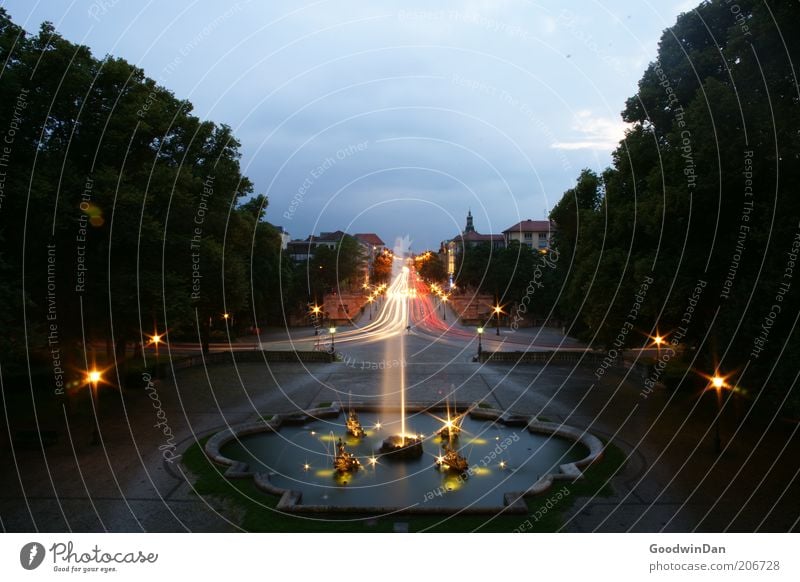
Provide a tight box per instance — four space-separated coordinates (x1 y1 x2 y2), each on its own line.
287 230 387 264
439 212 556 278
354 233 386 261
287 230 349 262
441 211 505 277
503 219 554 251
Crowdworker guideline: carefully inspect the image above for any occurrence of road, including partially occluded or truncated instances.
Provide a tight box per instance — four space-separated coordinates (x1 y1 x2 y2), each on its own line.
1 268 798 532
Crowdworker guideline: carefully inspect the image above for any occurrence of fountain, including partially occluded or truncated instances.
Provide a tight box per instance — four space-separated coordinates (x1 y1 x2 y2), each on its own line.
203 237 606 513
377 243 424 459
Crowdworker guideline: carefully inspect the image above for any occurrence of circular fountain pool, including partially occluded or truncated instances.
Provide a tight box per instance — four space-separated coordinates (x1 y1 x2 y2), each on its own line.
205 407 604 513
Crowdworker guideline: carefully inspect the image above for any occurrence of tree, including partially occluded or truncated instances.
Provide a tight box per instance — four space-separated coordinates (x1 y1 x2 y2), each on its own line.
416 252 445 283
371 251 394 283
548 0 800 414
0 9 281 380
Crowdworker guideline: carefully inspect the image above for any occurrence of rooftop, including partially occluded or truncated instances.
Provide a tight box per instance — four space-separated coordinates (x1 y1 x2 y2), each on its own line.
502 220 554 233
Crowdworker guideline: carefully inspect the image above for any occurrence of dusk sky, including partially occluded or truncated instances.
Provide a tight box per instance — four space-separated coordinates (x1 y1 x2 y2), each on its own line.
2 0 695 250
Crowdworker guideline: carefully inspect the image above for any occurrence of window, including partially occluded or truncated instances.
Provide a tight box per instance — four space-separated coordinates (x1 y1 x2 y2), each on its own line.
538 233 547 240
524 232 532 240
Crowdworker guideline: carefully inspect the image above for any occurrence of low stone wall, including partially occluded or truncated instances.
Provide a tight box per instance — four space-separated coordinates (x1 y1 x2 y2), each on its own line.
158 349 335 376
480 350 611 365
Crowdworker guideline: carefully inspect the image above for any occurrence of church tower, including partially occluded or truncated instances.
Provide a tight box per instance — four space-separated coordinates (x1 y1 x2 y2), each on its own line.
464 209 475 233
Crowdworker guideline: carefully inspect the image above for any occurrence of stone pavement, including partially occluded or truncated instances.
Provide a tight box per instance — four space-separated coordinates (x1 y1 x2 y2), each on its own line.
1 326 798 532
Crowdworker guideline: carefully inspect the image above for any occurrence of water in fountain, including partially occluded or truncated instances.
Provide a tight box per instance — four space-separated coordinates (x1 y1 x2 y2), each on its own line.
378 236 422 458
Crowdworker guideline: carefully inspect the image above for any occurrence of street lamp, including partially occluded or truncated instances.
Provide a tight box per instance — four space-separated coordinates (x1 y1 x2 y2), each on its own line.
150 332 162 379
310 304 322 335
86 368 102 445
441 294 448 321
477 326 484 359
329 326 337 353
651 332 665 361
709 373 727 455
367 295 374 320
493 303 504 336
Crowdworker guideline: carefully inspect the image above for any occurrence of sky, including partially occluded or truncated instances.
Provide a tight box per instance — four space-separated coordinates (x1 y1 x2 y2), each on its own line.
1 0 696 250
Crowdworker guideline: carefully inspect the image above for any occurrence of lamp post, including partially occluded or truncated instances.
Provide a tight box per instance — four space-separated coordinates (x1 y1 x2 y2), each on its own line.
150 332 162 379
311 304 321 335
329 326 337 354
441 295 448 321
493 303 503 336
368 295 374 320
477 326 484 359
87 368 102 445
710 373 726 455
653 334 664 360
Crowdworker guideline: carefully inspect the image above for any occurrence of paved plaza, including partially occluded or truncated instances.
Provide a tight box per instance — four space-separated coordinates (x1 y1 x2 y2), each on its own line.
2 315 798 532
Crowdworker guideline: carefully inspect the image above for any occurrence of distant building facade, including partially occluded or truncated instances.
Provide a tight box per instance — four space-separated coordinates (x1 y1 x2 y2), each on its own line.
503 219 554 250
287 230 386 264
440 211 556 277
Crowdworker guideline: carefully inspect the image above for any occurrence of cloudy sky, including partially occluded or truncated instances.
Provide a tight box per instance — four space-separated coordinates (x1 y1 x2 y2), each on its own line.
2 0 695 250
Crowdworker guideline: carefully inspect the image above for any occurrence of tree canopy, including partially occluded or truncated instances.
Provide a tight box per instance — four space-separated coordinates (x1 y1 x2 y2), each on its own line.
0 10 295 383
549 0 800 414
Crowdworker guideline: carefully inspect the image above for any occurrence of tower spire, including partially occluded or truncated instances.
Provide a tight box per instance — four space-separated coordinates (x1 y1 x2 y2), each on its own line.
465 209 475 233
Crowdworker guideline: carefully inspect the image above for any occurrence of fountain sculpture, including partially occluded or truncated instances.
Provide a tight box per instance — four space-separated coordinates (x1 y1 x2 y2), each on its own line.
333 438 361 473
346 409 366 439
435 444 469 474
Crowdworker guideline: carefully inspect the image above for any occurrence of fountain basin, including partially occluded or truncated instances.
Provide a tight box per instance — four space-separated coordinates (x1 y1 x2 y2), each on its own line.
203 404 604 514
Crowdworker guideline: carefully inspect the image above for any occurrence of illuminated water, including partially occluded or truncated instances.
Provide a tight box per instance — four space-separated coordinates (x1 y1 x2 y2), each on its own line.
221 412 585 510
